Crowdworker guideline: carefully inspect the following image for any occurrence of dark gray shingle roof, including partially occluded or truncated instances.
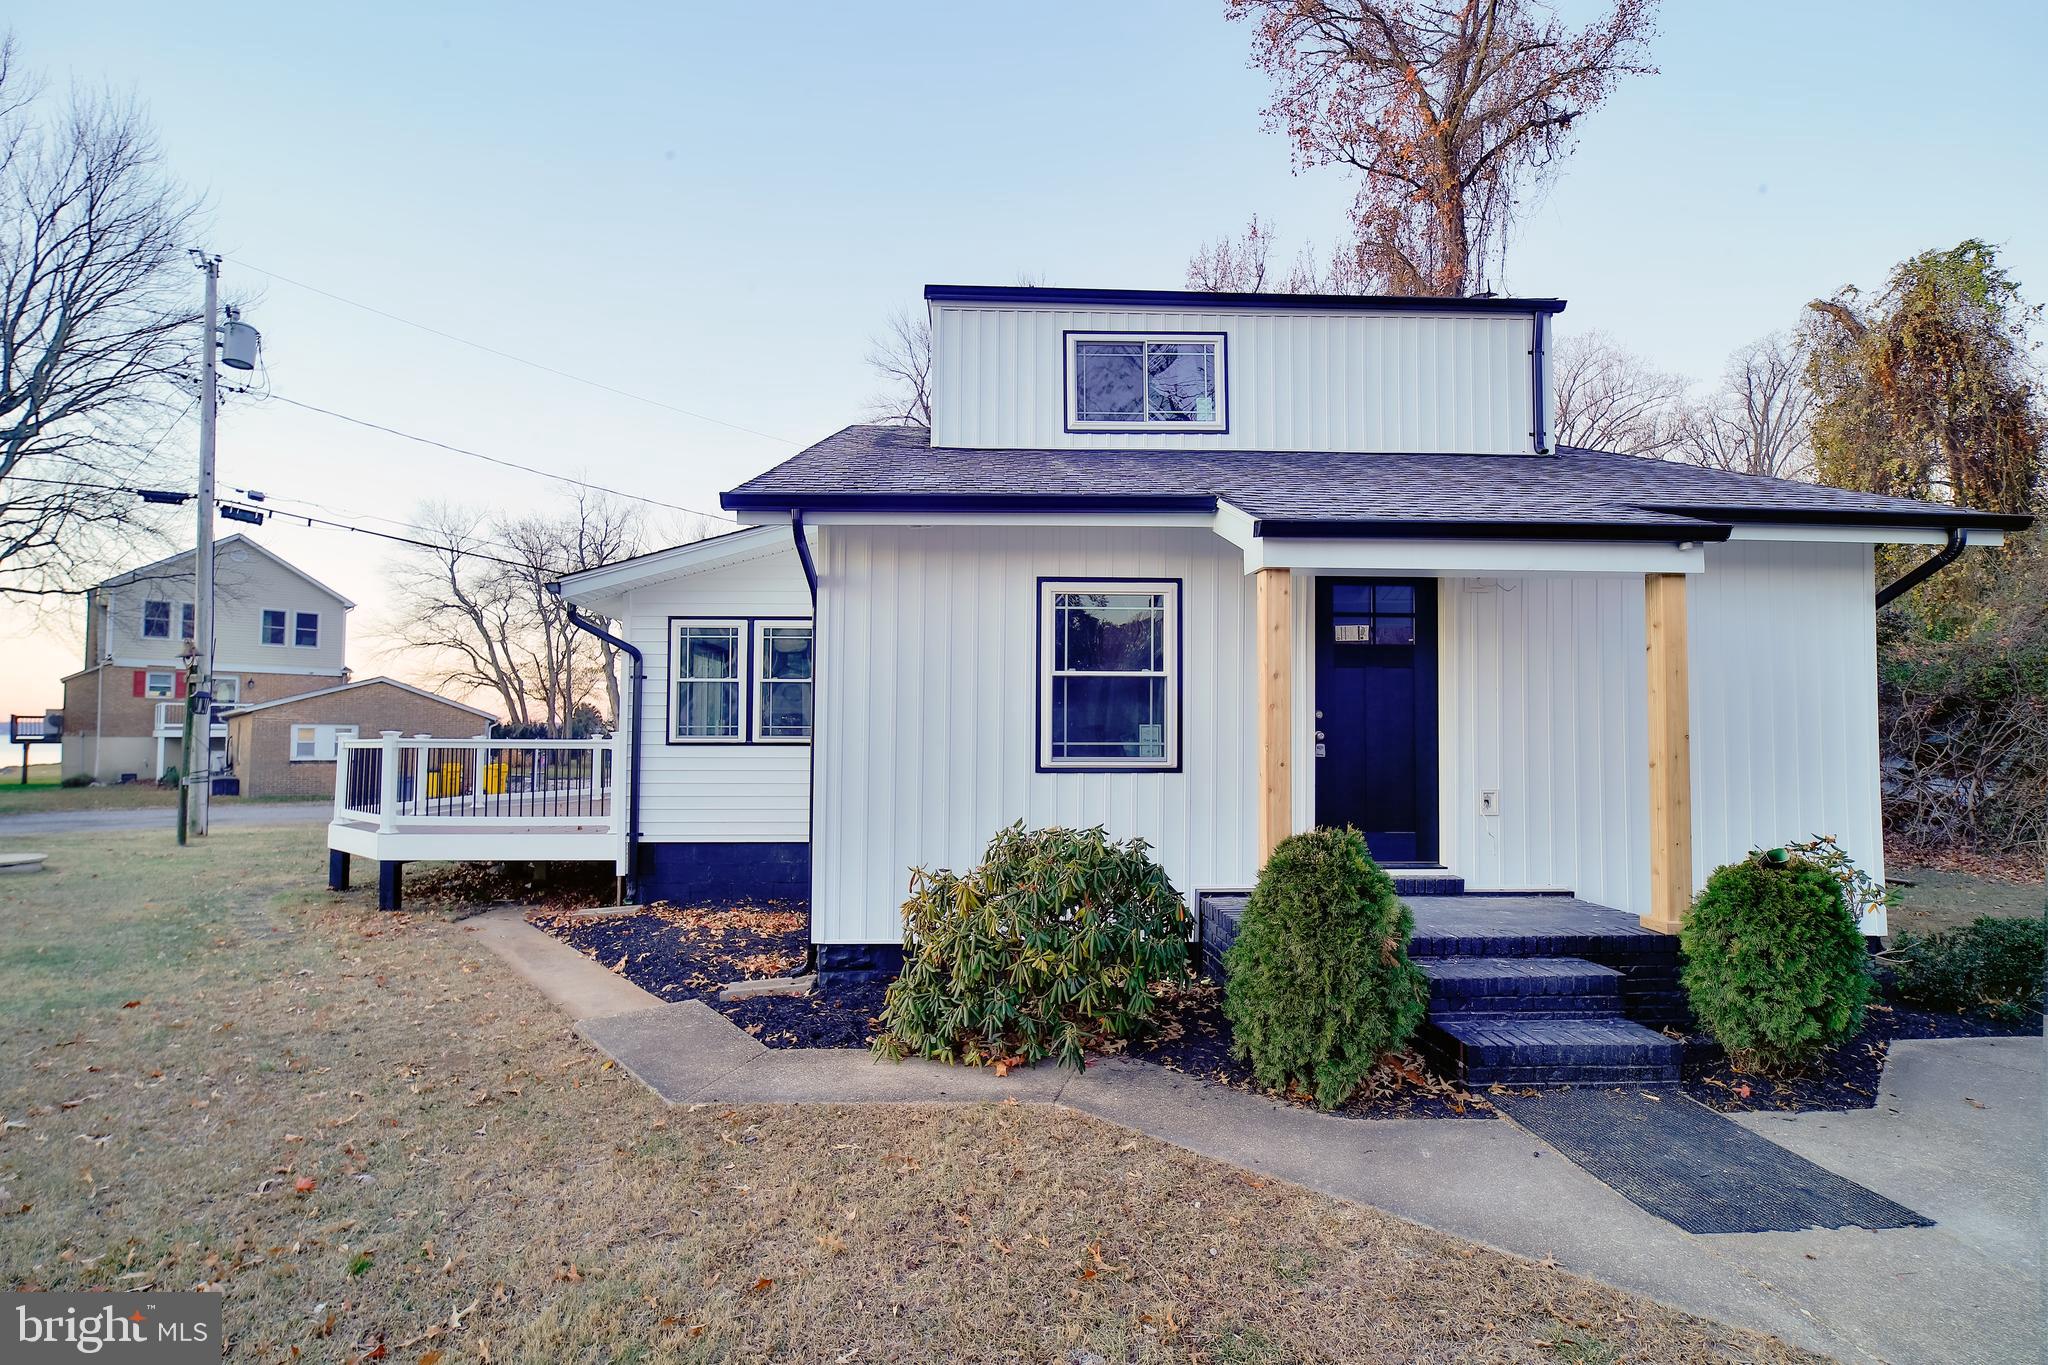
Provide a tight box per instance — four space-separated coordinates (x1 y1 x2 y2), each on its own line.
722 425 2028 538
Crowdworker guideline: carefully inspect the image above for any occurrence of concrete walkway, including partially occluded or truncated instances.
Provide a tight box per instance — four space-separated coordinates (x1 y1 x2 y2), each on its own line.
467 907 2045 1365
0 801 330 837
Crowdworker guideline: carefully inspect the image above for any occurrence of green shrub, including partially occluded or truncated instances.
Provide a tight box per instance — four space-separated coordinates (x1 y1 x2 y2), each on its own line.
1221 827 1429 1109
1680 852 1874 1071
1886 914 2047 1022
1783 833 1896 929
871 822 1188 1071
58 773 93 789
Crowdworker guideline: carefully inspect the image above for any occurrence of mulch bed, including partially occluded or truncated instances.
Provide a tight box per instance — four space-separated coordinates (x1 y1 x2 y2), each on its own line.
1679 995 2043 1114
529 902 889 1048
1124 977 1493 1120
532 903 2036 1120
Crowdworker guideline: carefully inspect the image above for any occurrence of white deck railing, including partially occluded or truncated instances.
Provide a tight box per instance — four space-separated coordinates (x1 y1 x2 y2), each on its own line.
333 732 618 832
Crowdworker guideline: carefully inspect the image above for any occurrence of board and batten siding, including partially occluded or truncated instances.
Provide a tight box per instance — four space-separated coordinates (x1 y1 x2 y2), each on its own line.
813 524 1259 946
1436 574 1653 917
930 304 1538 455
621 544 812 845
1687 540 1885 914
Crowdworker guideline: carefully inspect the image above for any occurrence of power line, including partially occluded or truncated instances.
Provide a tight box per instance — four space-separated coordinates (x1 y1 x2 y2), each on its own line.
5 473 531 571
224 256 799 447
247 390 738 523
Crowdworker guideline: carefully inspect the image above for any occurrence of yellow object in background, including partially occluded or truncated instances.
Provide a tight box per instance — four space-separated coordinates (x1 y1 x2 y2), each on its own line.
482 760 509 795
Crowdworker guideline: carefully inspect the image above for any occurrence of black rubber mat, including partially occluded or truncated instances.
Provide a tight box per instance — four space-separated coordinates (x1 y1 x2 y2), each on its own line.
1495 1088 1932 1234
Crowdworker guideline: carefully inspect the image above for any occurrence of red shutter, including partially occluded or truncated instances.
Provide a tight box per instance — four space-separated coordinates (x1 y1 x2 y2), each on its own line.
174 673 188 698
133 670 146 698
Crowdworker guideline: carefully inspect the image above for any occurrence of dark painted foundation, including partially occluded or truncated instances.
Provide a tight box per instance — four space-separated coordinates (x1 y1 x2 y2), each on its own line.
817 942 904 982
378 860 403 912
636 841 811 907
328 849 350 892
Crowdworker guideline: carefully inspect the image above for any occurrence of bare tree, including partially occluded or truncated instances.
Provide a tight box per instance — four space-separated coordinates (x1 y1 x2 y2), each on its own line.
1228 0 1658 296
0 33 204 598
862 307 932 427
1676 333 1815 480
1550 330 1685 455
1185 214 1363 294
384 491 647 734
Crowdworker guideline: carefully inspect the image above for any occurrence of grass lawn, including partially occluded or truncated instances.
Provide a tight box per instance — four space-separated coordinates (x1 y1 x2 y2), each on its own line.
0 780 177 815
1889 864 2045 936
0 829 1818 1364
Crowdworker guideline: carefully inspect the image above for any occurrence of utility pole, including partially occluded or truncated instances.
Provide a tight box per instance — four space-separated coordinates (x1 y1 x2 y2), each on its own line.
186 252 221 840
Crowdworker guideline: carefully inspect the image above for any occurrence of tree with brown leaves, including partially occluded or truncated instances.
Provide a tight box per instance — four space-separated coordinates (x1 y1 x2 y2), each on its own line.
1805 240 2044 517
1228 0 1657 296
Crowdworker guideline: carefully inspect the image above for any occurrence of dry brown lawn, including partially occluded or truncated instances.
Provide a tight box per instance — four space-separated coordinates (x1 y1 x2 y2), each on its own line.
0 828 1822 1364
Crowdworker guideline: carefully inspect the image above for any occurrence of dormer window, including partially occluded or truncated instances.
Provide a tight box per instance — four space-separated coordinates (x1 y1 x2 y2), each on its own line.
1065 332 1226 433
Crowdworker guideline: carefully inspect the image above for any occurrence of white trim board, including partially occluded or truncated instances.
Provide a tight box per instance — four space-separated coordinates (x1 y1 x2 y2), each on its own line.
1237 536 1707 576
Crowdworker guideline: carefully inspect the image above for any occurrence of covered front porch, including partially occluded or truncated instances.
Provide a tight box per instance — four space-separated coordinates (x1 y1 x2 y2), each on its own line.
1238 530 1707 937
327 732 627 908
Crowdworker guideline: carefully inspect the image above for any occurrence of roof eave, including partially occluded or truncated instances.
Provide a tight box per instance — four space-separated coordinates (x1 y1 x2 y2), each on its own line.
1648 504 2034 533
923 284 1567 316
1252 518 1731 543
718 491 1221 515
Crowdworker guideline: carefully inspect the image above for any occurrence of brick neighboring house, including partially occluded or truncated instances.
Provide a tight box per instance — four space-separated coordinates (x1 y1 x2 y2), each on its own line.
59 536 355 782
223 678 496 799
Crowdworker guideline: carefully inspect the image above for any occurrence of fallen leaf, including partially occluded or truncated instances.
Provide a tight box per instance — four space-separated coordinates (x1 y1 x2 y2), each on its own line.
294 1177 318 1195
120 1001 141 1010
749 1277 773 1293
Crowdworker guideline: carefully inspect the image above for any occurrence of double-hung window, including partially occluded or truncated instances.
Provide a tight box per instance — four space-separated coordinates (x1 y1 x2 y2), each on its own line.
260 609 287 646
142 599 172 639
753 621 813 742
670 620 744 742
142 669 177 699
180 603 195 641
1066 332 1226 432
294 611 319 648
291 723 357 762
1039 580 1179 770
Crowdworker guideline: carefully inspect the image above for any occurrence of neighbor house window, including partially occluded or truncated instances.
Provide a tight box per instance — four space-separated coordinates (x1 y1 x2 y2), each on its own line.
1038 579 1179 770
294 612 320 647
1065 332 1226 432
670 620 743 742
212 677 240 706
753 621 813 742
141 599 172 639
180 603 195 641
143 669 177 699
261 609 287 645
290 723 358 762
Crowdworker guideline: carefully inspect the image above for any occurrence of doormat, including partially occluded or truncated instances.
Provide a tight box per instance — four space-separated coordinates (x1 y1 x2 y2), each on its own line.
1494 1087 1932 1234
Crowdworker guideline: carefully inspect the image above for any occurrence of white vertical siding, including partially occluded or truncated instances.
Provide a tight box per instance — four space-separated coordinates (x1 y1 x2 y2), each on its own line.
1439 575 1652 917
622 545 813 844
813 524 1259 945
1688 541 1885 924
930 304 1537 455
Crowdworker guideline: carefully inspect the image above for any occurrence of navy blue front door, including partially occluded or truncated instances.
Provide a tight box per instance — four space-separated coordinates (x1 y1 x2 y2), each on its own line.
1313 579 1438 863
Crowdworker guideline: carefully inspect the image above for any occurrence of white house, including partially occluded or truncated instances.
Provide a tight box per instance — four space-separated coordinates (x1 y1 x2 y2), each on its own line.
544 284 2022 978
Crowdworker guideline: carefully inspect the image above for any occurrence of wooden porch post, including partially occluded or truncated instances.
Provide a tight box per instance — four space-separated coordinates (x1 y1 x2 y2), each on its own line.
1256 568 1293 863
1643 573 1693 934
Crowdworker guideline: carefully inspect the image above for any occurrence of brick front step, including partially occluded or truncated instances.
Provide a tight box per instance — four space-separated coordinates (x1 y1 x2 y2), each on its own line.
1423 1015 1682 1087
1420 956 1623 1016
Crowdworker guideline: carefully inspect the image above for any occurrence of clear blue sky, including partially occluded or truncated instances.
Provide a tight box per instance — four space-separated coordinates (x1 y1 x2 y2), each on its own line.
5 0 2043 711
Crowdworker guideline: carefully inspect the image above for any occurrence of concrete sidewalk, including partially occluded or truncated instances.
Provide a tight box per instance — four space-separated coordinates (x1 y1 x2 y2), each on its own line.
0 801 330 837
469 907 2045 1365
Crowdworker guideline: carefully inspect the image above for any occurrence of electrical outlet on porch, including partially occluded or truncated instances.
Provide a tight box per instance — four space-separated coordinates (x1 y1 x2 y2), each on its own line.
1480 789 1501 817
